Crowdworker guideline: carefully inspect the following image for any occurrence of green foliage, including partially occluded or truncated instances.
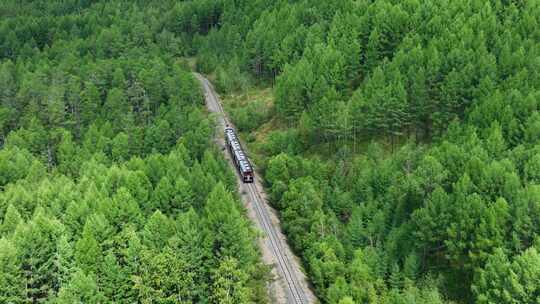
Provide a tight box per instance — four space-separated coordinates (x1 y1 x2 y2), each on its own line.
204 183 258 266
134 247 196 303
210 257 252 304
0 1 268 302
228 99 270 133
197 0 539 148
215 59 251 94
192 0 540 302
473 247 540 303
0 239 24 304
56 270 105 304
1 0 539 303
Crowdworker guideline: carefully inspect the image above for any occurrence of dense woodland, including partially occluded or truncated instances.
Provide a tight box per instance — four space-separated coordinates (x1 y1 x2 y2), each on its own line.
1 1 539 304
0 1 268 303
190 0 540 304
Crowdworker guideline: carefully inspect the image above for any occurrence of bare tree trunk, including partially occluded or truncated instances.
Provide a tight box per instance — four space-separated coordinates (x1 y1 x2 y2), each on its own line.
47 142 54 170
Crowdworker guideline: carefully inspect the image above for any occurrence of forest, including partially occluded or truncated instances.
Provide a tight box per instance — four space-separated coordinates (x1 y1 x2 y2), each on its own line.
190 0 540 303
1 0 539 304
0 1 268 303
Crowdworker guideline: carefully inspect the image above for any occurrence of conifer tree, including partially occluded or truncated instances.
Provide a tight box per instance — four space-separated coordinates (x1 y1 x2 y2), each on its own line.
141 210 174 249
55 235 74 287
13 212 64 302
56 269 106 304
210 257 251 304
204 183 257 266
74 223 101 274
1 204 22 235
135 247 196 303
0 238 24 304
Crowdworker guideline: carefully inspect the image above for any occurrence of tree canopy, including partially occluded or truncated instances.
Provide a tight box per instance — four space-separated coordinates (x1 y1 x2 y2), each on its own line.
0 1 268 303
187 0 540 303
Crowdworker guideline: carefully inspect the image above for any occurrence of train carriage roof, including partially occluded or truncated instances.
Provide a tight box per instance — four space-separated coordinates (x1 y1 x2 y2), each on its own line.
225 127 253 173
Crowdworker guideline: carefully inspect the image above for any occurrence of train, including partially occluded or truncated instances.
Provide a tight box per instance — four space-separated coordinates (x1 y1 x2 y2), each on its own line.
225 127 254 183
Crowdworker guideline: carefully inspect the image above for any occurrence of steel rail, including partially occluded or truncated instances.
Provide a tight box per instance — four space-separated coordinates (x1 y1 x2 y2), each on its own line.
196 74 310 304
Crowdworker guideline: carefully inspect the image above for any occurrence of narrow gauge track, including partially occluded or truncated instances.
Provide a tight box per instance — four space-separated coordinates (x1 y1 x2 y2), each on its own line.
195 74 314 304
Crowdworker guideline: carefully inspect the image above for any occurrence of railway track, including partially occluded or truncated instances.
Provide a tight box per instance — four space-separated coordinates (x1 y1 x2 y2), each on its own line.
195 73 316 304
246 184 307 304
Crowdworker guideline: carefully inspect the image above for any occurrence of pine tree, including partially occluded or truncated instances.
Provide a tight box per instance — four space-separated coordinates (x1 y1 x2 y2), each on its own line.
141 210 174 249
74 223 101 274
1 204 22 235
111 132 130 162
308 241 346 293
280 178 324 251
0 60 17 108
135 247 196 303
204 183 257 266
472 248 515 303
365 28 382 73
0 238 25 304
80 82 100 126
485 122 506 158
210 257 251 304
99 253 125 302
152 176 175 213
126 78 150 125
172 208 209 300
328 12 361 84
348 249 379 303
346 207 365 250
403 253 420 283
103 88 128 131
13 211 64 302
55 235 74 287
385 78 410 149
511 247 540 303
524 112 540 144
114 226 143 301
189 162 214 208
326 276 350 304
173 177 194 212
275 59 314 123
389 263 403 290
0 60 17 135
525 154 540 183
57 131 79 176
110 187 143 229
56 269 106 303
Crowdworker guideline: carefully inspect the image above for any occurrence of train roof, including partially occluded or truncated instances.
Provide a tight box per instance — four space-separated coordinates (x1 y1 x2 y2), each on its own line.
239 159 252 172
225 127 253 173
